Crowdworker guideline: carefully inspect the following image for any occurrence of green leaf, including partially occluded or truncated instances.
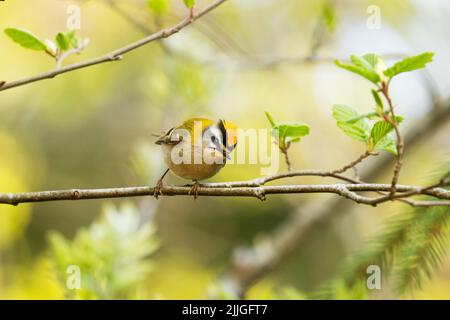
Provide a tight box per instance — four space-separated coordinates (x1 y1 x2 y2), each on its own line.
335 54 381 84
361 53 379 68
371 89 384 114
351 54 377 70
335 61 380 84
49 202 159 299
273 123 310 145
183 0 195 9
384 52 434 78
321 2 337 32
4 28 47 51
65 30 76 46
55 32 70 51
147 0 170 14
371 121 393 146
337 122 370 142
346 111 379 123
68 35 90 50
374 134 397 155
265 111 276 127
371 115 404 146
332 105 370 142
332 104 358 122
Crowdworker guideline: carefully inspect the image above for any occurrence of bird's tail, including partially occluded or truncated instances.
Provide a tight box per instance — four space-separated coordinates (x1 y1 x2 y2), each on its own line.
154 128 176 145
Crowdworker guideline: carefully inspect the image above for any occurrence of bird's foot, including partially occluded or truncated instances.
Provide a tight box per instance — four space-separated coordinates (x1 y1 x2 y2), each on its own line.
188 181 200 200
188 7 195 22
153 168 170 200
153 179 164 199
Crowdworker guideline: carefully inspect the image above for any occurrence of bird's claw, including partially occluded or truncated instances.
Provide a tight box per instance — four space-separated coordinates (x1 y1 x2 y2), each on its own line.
188 181 200 200
153 179 164 199
188 7 195 22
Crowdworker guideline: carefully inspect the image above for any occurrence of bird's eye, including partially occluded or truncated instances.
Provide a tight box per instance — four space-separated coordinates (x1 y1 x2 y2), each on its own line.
211 136 216 142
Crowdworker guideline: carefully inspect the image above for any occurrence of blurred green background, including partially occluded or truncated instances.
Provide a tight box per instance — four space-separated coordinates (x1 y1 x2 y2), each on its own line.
1 0 450 299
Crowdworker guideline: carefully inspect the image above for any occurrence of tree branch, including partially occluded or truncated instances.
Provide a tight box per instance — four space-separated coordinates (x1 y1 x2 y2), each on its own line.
0 180 448 207
0 0 229 92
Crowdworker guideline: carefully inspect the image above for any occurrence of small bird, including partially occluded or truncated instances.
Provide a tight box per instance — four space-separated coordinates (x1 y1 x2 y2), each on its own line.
154 118 238 198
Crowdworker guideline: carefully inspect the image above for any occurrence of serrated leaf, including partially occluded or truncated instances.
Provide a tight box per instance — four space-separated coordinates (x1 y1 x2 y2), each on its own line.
337 122 370 142
332 105 370 142
384 52 434 78
371 116 404 147
362 53 379 68
55 32 70 51
371 121 393 146
4 28 47 51
273 123 310 144
335 60 380 84
147 0 170 14
351 54 377 71
332 104 359 122
265 111 276 127
346 111 379 123
374 134 397 155
183 0 195 9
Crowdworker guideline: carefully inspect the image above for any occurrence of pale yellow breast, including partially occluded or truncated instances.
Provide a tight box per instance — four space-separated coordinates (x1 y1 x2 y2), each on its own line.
162 142 225 181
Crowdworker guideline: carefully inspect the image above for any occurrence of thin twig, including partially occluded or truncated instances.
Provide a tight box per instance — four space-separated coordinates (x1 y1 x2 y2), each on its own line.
281 149 292 171
331 151 375 174
380 82 404 198
55 45 88 69
0 0 229 92
204 169 362 187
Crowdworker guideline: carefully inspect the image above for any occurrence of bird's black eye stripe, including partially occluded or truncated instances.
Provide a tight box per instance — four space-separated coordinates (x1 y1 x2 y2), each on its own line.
218 119 228 148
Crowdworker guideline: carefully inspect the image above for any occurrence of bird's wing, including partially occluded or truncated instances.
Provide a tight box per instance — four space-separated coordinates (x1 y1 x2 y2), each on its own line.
154 127 182 145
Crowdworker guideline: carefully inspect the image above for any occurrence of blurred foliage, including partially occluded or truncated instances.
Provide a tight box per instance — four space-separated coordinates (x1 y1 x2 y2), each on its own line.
49 202 158 299
147 0 171 16
0 131 33 250
0 0 449 300
0 258 63 299
316 160 450 299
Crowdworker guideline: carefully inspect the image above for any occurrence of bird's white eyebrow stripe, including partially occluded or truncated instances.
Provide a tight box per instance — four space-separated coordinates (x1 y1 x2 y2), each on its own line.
167 127 176 136
204 126 223 143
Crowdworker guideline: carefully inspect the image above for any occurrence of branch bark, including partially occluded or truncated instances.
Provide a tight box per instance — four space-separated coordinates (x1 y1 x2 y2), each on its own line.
0 0 228 92
0 181 449 207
